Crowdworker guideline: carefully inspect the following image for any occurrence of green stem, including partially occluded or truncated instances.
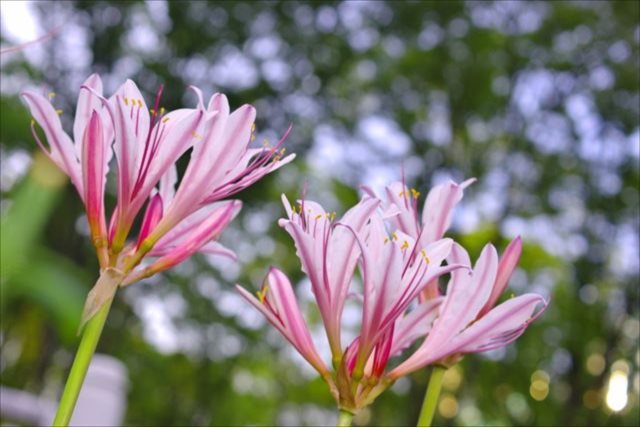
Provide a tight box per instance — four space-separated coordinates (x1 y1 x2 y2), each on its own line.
417 365 446 427
52 299 113 426
337 409 354 427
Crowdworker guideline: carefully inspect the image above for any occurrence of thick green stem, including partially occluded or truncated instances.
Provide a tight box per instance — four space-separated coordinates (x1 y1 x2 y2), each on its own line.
417 365 446 427
52 299 113 426
336 409 354 427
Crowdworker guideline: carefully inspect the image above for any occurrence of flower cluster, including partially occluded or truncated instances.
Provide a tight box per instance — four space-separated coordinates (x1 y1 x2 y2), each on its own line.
23 74 294 322
237 180 547 413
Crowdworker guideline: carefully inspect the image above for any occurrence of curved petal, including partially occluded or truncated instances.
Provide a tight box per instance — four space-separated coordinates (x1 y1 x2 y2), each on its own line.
81 111 108 244
236 268 329 375
21 90 82 193
139 200 241 275
199 241 237 261
424 244 497 350
74 74 113 154
449 294 548 353
390 297 443 356
419 178 475 246
480 236 522 316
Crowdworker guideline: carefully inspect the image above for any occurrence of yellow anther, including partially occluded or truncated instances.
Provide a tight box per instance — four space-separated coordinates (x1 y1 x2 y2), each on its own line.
150 108 156 115
420 249 430 264
263 139 270 147
314 214 323 220
280 148 286 155
398 190 406 197
251 134 256 142
191 131 202 139
159 107 166 115
30 119 35 126
401 240 409 250
331 212 336 221
384 237 389 244
137 99 143 108
391 232 398 241
257 286 269 304
411 188 421 199
56 109 63 115
48 92 56 99
123 96 129 105
162 117 170 123
251 123 256 132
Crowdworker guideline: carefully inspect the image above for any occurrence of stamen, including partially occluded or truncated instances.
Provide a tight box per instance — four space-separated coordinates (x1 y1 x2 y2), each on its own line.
314 214 323 220
191 131 202 140
137 99 143 108
391 232 398 241
123 96 129 106
56 109 63 115
48 92 56 99
411 188 421 199
401 240 409 250
257 285 269 304
159 107 165 116
162 117 170 123
420 249 430 264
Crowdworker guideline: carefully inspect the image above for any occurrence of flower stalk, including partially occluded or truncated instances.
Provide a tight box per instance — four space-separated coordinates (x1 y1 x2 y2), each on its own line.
417 365 446 427
336 410 354 427
52 270 120 426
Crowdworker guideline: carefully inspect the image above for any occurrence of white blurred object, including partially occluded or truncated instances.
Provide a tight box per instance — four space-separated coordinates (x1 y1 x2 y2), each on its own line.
0 354 128 426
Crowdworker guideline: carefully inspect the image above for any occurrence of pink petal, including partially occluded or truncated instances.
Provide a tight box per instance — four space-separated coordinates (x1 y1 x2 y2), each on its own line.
21 90 82 193
236 268 329 375
74 74 113 155
164 109 228 222
206 153 296 201
426 244 497 347
420 179 475 246
198 241 237 261
329 196 380 312
135 193 164 250
480 236 523 316
81 111 108 243
109 82 146 209
142 200 241 273
133 108 204 210
390 297 443 356
449 294 548 353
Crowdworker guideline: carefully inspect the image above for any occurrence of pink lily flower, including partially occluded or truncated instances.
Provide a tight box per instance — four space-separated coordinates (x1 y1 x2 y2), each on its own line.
237 195 462 413
388 240 548 379
22 74 294 321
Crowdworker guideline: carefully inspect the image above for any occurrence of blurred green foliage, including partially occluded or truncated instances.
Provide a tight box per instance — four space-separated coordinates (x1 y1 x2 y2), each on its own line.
1 1 638 426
